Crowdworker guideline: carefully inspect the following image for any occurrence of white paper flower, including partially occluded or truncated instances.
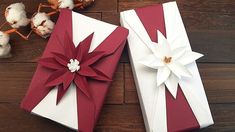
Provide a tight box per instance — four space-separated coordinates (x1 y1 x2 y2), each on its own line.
140 30 203 98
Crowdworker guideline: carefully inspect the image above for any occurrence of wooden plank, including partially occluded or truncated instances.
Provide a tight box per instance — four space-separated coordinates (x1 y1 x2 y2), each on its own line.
102 11 235 31
119 0 235 14
119 0 161 12
105 64 124 104
96 104 145 132
78 0 117 13
124 63 139 104
0 63 124 104
124 63 235 104
102 12 120 25
199 103 235 132
0 103 234 131
181 12 235 31
188 30 235 63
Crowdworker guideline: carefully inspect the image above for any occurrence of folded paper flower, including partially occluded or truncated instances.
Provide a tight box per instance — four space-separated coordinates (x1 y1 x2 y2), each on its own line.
120 1 213 132
21 9 128 131
139 30 203 98
39 32 111 104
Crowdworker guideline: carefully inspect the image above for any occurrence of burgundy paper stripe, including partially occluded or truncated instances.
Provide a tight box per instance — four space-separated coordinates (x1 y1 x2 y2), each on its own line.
20 9 73 111
135 4 200 132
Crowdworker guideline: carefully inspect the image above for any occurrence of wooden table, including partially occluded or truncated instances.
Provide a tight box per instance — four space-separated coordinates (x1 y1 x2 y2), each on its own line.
0 0 234 131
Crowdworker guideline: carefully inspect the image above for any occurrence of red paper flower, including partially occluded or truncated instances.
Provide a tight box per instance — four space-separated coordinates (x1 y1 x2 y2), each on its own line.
39 32 111 104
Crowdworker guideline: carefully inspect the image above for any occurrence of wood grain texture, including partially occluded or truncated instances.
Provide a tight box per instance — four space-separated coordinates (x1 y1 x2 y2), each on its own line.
0 0 234 131
0 103 234 132
119 0 235 14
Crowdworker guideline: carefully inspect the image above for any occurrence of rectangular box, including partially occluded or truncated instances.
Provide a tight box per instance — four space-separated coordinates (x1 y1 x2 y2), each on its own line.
120 2 213 132
21 9 128 131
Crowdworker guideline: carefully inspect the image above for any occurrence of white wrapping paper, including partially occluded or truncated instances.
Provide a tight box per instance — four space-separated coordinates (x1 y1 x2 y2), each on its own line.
120 1 213 132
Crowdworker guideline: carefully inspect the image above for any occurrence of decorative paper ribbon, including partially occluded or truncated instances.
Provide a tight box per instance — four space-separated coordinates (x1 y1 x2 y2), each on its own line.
121 2 213 132
39 32 111 104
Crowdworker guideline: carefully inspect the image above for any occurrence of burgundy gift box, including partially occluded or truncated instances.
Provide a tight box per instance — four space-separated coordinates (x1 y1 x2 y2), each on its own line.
21 9 128 131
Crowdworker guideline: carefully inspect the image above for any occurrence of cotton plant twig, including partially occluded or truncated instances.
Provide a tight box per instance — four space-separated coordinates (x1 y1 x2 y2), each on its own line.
0 21 7 30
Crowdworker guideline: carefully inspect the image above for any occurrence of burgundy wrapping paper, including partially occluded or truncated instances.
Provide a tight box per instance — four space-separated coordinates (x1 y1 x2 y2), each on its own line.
135 4 200 131
21 9 128 132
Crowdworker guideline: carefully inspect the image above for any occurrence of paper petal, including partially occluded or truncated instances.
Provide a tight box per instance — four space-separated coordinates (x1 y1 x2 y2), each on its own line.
167 62 192 78
56 84 69 105
46 69 68 87
51 52 69 66
74 75 91 98
177 51 204 65
154 30 171 57
139 54 164 69
64 32 76 58
82 51 106 66
157 66 171 86
62 72 74 90
78 66 97 77
39 57 64 70
77 32 94 60
165 73 179 98
171 47 187 60
92 68 112 81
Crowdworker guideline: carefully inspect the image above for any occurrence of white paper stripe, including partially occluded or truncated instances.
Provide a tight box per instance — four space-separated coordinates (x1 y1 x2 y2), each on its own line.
163 2 214 128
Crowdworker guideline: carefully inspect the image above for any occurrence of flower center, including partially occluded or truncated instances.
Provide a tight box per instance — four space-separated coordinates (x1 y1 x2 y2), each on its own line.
164 56 172 64
67 59 80 72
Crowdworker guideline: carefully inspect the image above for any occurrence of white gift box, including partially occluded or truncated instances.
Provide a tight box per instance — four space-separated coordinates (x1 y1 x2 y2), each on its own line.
120 1 213 132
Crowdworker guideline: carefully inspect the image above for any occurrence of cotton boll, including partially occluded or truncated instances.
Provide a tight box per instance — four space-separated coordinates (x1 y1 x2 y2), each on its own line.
0 31 11 57
0 44 11 58
58 0 74 9
6 2 25 10
37 20 55 36
31 12 55 38
0 31 10 46
5 3 29 28
31 12 50 27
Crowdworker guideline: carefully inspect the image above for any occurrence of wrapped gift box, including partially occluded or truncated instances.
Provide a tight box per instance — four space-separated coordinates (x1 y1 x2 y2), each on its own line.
120 1 213 132
21 9 128 131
